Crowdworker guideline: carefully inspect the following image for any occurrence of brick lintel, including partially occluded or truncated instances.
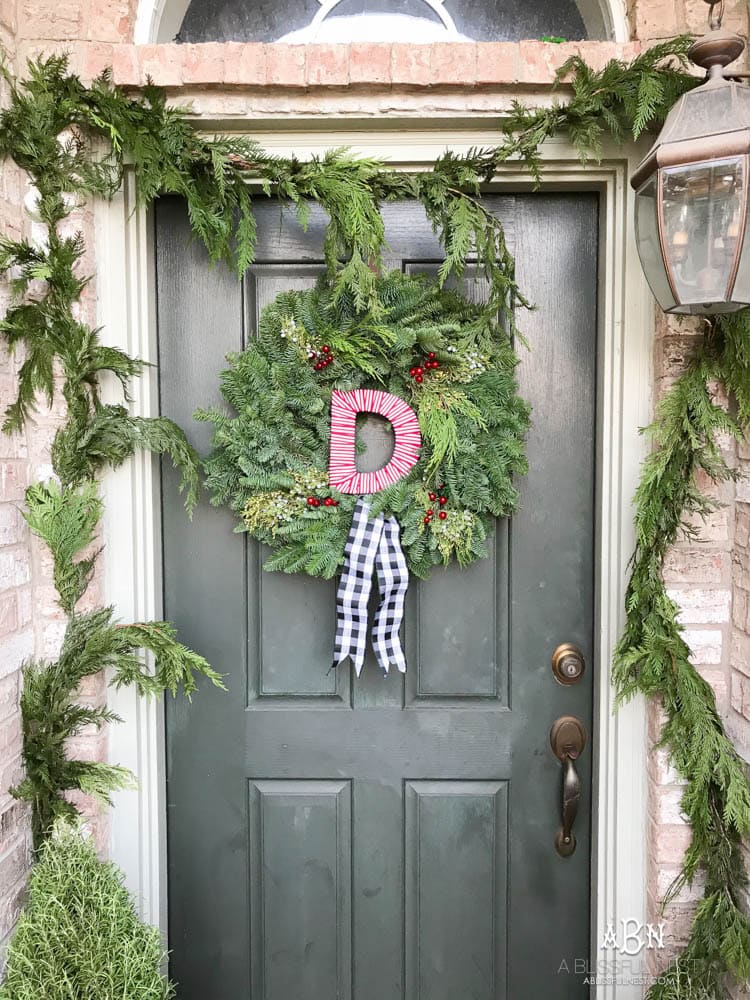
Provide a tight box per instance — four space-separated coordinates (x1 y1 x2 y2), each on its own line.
37 39 644 92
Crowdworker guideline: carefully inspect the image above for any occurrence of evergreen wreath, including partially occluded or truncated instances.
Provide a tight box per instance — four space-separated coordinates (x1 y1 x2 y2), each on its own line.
199 272 530 579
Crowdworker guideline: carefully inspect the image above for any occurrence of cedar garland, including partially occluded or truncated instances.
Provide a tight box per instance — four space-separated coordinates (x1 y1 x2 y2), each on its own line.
0 41 748 997
614 316 750 997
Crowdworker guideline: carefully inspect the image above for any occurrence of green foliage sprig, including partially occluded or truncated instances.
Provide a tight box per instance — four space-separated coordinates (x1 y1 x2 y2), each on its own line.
0 40 746 997
0 823 174 1000
199 272 530 579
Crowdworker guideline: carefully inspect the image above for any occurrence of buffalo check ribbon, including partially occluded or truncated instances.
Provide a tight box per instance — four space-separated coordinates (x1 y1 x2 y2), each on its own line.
332 497 409 676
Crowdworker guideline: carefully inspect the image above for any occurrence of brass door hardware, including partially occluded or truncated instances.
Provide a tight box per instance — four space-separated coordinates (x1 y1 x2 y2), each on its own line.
549 715 587 858
551 643 585 685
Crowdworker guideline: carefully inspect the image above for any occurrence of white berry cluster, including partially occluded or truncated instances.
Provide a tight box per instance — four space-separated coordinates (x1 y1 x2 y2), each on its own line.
279 314 320 362
278 314 298 341
270 494 294 524
466 350 487 373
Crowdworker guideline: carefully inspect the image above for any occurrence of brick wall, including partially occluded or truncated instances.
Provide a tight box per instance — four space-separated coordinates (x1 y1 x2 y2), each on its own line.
0 0 32 959
2 0 750 990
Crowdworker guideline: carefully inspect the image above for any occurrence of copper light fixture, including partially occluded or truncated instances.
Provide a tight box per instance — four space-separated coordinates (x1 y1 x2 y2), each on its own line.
631 0 750 314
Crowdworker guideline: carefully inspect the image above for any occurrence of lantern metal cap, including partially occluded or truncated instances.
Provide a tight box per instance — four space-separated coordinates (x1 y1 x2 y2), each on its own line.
689 25 745 71
631 25 749 191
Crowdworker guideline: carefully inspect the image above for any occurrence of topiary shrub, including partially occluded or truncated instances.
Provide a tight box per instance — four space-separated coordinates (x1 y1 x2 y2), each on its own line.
0 824 174 1000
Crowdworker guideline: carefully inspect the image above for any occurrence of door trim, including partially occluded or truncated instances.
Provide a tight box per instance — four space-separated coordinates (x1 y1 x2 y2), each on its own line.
97 127 653 1000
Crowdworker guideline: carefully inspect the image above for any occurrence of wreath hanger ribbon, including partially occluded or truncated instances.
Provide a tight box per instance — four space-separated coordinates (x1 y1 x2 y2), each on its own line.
332 497 409 676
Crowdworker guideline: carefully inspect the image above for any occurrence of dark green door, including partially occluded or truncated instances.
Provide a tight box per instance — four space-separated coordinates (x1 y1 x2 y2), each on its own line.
157 193 597 1000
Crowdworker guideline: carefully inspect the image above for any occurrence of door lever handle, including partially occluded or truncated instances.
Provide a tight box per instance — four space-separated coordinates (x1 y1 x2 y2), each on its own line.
549 716 587 858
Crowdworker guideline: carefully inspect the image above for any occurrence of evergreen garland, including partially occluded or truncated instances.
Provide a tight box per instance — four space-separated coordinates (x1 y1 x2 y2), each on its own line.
0 57 224 848
0 40 747 996
614 314 750 997
199 272 529 578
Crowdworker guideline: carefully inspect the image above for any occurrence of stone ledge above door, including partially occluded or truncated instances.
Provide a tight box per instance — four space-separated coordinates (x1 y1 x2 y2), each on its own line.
13 39 644 121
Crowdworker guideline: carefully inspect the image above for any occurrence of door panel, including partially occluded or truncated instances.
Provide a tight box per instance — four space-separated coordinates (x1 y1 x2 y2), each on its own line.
248 780 352 1000
250 550 339 701
405 781 509 1000
156 192 598 1000
406 523 509 703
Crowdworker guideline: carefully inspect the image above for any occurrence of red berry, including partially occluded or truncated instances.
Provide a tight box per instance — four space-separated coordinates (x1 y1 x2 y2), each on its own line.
439 496 447 505
312 498 320 507
428 352 436 359
322 345 331 354
315 363 323 370
439 511 447 520
409 368 416 376
309 352 317 360
333 500 339 506
423 516 431 525
416 367 424 375
324 498 332 506
415 375 423 384
307 497 315 505
426 509 434 516
428 492 437 501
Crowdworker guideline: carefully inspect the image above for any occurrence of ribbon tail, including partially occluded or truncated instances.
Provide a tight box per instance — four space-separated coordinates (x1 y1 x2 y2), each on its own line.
332 498 384 677
371 515 409 675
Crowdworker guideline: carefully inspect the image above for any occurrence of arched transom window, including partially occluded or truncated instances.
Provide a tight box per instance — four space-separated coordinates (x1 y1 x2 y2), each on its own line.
173 0 610 44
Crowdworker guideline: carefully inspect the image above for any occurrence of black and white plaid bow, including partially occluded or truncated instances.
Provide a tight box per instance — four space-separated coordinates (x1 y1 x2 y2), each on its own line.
332 497 409 676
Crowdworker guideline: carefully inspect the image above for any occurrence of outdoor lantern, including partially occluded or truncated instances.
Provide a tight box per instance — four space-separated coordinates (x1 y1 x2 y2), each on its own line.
631 0 750 314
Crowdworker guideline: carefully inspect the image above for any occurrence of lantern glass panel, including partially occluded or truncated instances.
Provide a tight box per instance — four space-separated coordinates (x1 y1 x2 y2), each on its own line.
635 175 676 311
661 157 744 309
728 175 750 306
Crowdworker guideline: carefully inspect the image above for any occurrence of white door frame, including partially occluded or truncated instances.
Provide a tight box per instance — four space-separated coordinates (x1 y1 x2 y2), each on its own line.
97 127 653 1000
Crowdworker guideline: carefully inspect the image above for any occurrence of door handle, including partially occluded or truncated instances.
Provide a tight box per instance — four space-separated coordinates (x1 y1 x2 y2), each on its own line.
549 715 587 858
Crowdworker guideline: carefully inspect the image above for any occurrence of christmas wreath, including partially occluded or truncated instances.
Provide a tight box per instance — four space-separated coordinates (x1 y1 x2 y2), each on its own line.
199 271 530 583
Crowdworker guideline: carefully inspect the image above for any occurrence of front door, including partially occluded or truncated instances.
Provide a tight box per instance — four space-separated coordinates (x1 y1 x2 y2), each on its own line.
157 192 598 1000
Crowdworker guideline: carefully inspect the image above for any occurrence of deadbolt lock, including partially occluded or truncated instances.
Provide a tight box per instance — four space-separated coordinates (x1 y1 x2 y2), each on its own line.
551 643 585 685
